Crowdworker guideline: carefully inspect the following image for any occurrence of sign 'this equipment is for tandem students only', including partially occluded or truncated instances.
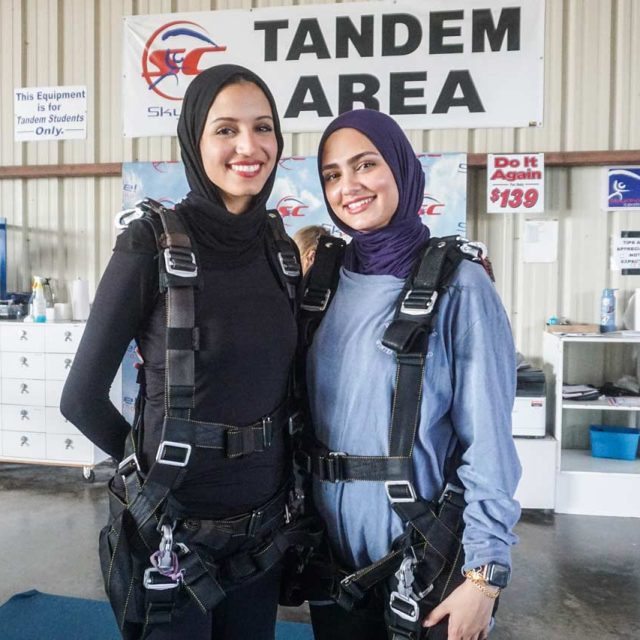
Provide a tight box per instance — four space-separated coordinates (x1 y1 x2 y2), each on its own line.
123 0 544 137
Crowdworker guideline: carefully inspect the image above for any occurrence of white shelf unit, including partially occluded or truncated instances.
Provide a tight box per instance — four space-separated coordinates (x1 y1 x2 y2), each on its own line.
542 332 640 517
0 321 117 481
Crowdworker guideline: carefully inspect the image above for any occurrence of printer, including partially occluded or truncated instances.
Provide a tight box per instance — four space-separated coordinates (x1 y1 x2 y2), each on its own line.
512 366 546 437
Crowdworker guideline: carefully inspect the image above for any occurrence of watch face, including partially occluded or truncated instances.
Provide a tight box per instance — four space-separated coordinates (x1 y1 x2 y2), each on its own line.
486 563 511 588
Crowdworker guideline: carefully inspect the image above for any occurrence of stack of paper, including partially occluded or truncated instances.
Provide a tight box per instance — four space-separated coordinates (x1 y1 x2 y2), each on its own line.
562 384 601 401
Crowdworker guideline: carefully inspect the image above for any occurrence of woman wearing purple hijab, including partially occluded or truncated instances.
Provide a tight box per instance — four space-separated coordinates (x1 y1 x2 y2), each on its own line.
305 110 521 640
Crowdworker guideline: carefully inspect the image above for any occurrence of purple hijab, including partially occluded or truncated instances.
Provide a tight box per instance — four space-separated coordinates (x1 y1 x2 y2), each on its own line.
317 109 430 278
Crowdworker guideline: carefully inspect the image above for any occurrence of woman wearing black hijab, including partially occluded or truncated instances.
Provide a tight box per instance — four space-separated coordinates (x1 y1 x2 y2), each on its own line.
61 65 297 639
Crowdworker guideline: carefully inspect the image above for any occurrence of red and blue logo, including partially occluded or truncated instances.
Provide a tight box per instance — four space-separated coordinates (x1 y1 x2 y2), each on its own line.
276 196 309 218
420 194 445 216
142 21 227 100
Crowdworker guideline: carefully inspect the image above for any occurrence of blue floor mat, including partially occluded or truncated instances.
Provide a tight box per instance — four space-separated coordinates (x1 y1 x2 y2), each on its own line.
0 590 313 640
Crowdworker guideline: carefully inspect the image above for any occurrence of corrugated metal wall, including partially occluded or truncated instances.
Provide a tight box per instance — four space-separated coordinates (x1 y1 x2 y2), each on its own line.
0 0 639 361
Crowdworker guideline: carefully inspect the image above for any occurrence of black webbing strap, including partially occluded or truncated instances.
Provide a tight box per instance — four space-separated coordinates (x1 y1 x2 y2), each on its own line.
265 210 301 306
299 236 346 345
298 441 412 483
137 198 199 420
383 239 459 481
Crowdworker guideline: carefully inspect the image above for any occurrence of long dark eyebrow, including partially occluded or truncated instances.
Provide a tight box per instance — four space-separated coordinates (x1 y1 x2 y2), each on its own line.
321 150 379 171
210 115 274 124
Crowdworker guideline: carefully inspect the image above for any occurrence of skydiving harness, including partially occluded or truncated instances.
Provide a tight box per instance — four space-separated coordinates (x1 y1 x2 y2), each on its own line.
101 199 321 639
294 235 495 640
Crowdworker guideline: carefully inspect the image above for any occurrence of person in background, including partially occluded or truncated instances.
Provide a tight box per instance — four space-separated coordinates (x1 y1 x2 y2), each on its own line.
61 64 299 640
305 109 521 640
293 225 330 275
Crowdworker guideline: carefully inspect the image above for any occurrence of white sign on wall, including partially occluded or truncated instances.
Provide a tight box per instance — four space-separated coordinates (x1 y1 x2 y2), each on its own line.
123 0 545 137
612 231 640 275
14 86 87 141
487 153 544 213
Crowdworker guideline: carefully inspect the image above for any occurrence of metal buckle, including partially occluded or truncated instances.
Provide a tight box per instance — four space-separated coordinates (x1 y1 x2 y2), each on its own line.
388 592 420 623
340 572 365 600
384 480 417 504
400 289 438 316
301 287 331 312
163 248 198 278
156 441 192 467
262 416 273 448
247 510 263 537
438 482 464 504
114 207 144 230
458 238 487 260
278 251 301 278
288 410 303 436
143 567 180 591
325 451 347 483
117 452 140 477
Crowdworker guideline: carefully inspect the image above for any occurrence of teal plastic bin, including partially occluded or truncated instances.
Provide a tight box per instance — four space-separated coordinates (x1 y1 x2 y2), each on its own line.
590 425 640 461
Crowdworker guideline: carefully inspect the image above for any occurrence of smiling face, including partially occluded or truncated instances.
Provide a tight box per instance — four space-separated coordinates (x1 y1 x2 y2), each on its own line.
320 127 399 233
199 81 278 214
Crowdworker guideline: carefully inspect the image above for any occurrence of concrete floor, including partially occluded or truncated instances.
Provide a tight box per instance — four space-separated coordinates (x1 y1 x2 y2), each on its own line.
0 462 638 640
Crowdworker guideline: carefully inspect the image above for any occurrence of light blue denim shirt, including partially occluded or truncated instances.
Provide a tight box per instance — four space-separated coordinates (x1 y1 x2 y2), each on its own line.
308 260 521 573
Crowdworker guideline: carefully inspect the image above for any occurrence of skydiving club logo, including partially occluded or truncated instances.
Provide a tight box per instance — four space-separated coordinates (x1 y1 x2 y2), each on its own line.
420 194 445 216
277 196 309 219
142 21 227 100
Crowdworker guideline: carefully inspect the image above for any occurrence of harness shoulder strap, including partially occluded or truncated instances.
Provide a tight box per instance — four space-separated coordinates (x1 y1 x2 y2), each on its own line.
264 210 301 308
299 234 346 347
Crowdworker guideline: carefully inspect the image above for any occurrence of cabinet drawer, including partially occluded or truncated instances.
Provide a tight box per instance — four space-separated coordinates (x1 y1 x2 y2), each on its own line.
46 324 85 353
1 352 45 380
2 379 46 406
45 379 65 407
2 430 46 460
46 433 93 463
45 407 81 435
2 404 46 432
0 324 45 353
45 353 75 380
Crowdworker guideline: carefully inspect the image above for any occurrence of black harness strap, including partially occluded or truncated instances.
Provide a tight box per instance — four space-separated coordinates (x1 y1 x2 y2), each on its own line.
265 210 301 308
299 236 346 345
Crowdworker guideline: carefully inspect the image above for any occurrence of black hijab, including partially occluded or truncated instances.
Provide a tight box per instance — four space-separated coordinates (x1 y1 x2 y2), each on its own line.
175 64 284 263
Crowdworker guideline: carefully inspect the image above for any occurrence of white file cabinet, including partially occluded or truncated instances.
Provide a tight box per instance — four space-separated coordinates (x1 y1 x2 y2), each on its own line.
0 321 115 481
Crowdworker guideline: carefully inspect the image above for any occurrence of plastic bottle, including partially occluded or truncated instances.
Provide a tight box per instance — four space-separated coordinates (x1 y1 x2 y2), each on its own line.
599 288 617 333
32 277 47 323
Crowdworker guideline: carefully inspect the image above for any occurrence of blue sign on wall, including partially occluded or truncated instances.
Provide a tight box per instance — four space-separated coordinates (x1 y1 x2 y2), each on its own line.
605 167 640 210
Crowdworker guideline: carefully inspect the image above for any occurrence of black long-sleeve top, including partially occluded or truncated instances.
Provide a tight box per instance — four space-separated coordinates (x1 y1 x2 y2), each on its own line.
60 215 297 518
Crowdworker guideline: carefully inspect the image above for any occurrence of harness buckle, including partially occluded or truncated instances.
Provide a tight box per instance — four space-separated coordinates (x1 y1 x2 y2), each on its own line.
114 207 144 230
400 289 438 317
278 251 301 278
438 482 464 505
301 287 331 312
247 510 264 537
388 591 420 623
458 238 487 260
163 247 198 278
117 452 140 477
385 480 417 503
143 567 181 591
325 451 347 483
288 410 303 436
340 573 365 600
262 416 273 448
156 441 192 467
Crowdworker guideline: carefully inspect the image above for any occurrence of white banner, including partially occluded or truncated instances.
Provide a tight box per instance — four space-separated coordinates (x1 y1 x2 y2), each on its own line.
487 153 544 213
123 0 544 137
